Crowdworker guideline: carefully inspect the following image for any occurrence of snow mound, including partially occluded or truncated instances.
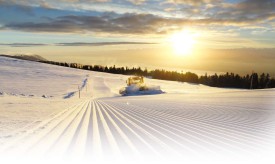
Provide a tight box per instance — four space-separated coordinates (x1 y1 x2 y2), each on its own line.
0 92 6 96
119 84 165 96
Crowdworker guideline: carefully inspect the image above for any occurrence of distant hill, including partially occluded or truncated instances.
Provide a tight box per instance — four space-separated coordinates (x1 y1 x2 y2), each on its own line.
0 54 48 62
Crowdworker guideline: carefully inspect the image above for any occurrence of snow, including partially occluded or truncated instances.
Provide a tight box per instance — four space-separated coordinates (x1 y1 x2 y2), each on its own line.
0 56 275 164
0 56 88 98
119 84 164 96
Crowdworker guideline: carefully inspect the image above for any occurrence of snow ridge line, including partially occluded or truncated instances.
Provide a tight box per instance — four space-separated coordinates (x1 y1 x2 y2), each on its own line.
100 101 217 154
94 100 121 156
164 103 274 130
127 100 275 138
143 101 275 140
111 103 257 154
129 100 275 130
24 100 90 155
67 101 92 157
91 100 102 157
0 100 88 152
109 101 272 151
96 101 140 156
96 100 160 156
101 100 224 155
2 98 165 157
2 95 273 157
0 102 75 141
45 101 92 155
97 100 182 156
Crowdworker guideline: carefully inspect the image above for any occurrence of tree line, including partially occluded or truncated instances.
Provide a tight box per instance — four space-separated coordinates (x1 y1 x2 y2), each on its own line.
39 60 275 89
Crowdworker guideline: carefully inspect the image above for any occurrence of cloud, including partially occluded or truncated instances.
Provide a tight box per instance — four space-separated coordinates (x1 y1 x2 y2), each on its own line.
214 0 275 19
0 0 110 5
166 0 220 6
0 43 48 47
236 0 275 13
0 42 156 47
0 0 274 37
56 42 156 46
3 14 165 34
3 11 275 35
39 0 52 9
128 0 146 5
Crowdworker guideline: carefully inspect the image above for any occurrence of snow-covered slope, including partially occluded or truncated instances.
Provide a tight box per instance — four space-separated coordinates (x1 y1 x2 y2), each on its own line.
0 56 89 98
0 56 275 163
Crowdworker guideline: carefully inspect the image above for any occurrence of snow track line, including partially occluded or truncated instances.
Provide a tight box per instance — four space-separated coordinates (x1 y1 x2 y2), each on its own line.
166 104 275 130
102 101 224 152
97 101 161 156
0 100 88 153
127 101 275 140
46 101 92 155
7 100 88 154
94 100 121 156
25 100 90 155
122 102 273 150
2 94 274 157
98 100 173 156
104 101 244 154
157 103 275 141
97 100 182 156
96 101 140 156
99 100 205 155
137 97 273 112
126 107 264 153
0 101 81 142
130 101 275 130
91 100 102 157
67 101 92 157
129 106 270 145
128 101 272 144
138 101 275 129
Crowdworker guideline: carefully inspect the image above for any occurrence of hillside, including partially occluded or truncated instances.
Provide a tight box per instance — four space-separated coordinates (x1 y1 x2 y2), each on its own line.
0 56 275 164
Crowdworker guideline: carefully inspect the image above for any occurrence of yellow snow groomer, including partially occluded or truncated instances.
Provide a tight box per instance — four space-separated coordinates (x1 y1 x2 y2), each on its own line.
126 76 144 86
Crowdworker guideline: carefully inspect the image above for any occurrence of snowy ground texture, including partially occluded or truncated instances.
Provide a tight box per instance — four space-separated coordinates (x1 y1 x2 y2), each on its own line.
0 56 275 164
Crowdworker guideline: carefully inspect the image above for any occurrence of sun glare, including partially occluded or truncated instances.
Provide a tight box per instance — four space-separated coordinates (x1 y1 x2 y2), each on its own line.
169 30 196 56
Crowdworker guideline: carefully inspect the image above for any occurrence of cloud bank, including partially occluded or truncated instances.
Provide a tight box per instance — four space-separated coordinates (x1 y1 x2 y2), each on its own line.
0 0 274 35
0 42 156 47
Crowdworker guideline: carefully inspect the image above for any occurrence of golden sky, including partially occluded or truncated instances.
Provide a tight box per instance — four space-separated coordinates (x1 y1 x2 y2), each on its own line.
0 0 274 75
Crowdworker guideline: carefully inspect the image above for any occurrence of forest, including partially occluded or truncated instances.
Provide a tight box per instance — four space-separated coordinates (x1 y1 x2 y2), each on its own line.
38 60 275 89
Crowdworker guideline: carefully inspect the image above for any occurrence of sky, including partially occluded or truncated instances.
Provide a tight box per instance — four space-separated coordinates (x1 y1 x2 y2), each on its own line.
0 0 275 75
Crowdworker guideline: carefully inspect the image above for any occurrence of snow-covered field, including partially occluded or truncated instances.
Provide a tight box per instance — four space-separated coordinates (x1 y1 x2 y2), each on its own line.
0 56 275 164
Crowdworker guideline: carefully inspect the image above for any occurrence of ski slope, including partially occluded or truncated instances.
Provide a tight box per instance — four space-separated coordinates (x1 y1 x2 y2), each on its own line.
0 56 275 163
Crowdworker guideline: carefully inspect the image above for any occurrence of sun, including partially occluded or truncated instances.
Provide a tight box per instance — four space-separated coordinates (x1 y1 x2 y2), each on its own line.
169 30 196 56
